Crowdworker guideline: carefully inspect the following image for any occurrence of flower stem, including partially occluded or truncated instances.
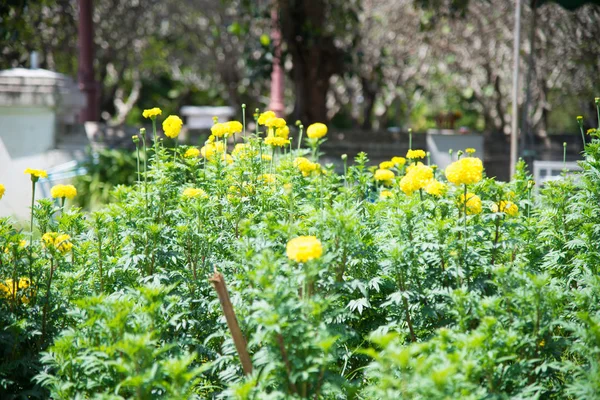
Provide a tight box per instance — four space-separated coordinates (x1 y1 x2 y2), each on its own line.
29 180 35 287
297 124 304 151
463 184 468 285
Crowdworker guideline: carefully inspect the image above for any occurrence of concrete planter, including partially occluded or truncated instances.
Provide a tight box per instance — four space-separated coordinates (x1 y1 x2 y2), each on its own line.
426 129 484 169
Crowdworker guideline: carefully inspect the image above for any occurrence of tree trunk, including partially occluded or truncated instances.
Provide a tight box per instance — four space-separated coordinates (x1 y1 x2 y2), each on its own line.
279 0 344 124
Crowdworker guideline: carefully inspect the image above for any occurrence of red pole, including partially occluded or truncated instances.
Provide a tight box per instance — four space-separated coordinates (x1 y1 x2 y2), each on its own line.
267 6 285 117
77 0 99 122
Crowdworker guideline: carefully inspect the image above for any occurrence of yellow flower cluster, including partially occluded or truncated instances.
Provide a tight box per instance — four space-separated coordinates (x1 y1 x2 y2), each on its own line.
0 278 33 304
391 157 406 166
265 117 286 129
445 157 483 185
211 121 244 138
374 169 395 184
182 188 208 199
24 168 48 179
201 141 225 160
42 232 73 254
286 236 323 263
228 182 254 199
492 200 518 217
424 179 446 196
4 240 27 254
379 161 395 170
406 149 426 160
274 125 289 138
380 190 393 199
258 174 277 184
0 183 4 200
50 184 77 199
162 115 183 138
399 163 433 195
306 123 328 139
294 157 320 177
142 107 162 119
265 136 290 147
459 193 482 215
257 111 276 125
184 147 200 158
231 143 256 160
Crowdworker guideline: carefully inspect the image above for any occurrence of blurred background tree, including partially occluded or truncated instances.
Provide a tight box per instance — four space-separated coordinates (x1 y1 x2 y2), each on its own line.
1 0 598 136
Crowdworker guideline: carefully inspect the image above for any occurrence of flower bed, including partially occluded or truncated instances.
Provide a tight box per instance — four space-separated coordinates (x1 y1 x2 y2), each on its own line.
1 101 600 398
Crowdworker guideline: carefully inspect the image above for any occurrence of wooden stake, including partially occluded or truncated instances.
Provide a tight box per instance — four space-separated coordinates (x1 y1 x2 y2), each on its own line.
209 270 253 375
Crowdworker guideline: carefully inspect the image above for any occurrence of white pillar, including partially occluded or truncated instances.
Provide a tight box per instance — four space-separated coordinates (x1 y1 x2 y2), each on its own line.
510 0 523 178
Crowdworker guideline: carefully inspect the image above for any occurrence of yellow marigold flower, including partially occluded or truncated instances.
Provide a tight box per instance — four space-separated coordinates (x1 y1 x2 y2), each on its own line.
294 157 319 177
265 135 290 147
211 122 228 137
4 240 27 254
183 188 207 199
587 128 597 135
257 111 276 125
275 125 290 138
379 161 395 170
162 115 183 138
380 190 393 199
406 149 426 159
41 232 56 248
459 192 482 215
399 163 433 195
262 154 272 161
265 117 287 128
142 107 162 119
424 179 446 196
286 236 323 263
0 278 34 304
391 157 406 166
374 169 395 183
306 122 328 139
201 142 225 159
184 147 200 158
576 115 583 122
445 157 483 185
492 200 518 217
227 121 243 134
0 183 4 200
232 143 256 159
465 148 476 155
24 168 48 179
219 154 233 164
50 184 77 199
259 174 277 184
55 233 72 254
